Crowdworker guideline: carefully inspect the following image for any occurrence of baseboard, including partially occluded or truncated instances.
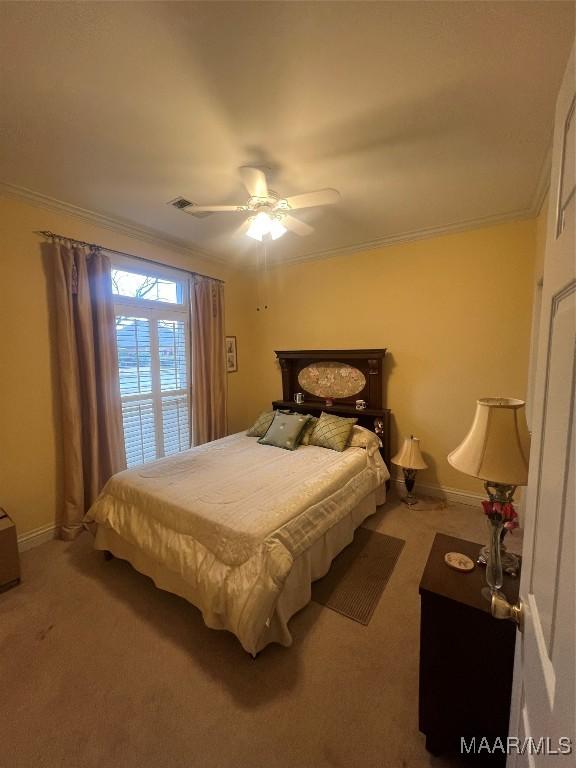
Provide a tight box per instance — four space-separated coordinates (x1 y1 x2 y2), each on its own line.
393 478 483 508
18 523 59 552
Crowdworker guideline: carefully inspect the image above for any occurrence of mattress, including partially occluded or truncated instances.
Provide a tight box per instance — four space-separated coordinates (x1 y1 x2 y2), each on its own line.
85 432 389 654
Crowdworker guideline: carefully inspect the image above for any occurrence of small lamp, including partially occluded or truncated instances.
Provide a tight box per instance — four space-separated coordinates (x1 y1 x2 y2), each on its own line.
392 435 428 505
448 398 530 592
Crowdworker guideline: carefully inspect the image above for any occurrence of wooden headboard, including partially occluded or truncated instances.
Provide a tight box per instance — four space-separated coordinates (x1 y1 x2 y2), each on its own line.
272 349 391 473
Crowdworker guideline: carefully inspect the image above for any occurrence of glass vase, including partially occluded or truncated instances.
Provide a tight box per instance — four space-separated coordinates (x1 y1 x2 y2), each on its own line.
486 517 504 592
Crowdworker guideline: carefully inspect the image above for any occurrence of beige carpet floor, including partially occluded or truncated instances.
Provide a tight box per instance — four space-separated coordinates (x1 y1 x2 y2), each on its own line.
0 493 523 768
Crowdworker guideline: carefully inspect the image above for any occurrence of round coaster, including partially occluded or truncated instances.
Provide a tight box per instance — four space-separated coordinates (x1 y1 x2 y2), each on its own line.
444 552 475 572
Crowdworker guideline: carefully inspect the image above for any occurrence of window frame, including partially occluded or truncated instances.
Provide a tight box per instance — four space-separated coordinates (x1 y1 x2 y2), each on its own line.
111 256 192 466
110 253 190 308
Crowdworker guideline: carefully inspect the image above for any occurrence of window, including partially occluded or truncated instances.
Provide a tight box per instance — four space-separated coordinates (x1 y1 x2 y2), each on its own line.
112 268 184 304
112 259 191 468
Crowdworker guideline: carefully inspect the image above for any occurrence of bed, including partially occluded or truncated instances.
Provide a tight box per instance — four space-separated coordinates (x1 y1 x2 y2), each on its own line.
85 349 391 655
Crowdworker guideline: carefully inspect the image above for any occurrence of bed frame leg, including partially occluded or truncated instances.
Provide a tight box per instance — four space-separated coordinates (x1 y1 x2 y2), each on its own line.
104 550 114 561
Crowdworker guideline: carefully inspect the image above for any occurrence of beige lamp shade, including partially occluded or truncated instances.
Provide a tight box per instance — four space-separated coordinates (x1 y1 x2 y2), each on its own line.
392 436 428 470
448 398 530 485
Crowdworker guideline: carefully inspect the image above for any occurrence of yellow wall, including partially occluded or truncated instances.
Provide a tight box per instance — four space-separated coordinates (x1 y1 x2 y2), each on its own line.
0 193 537 538
251 218 537 495
0 195 257 536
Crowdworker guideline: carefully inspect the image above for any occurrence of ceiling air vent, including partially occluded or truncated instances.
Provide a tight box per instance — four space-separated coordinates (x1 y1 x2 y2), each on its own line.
167 197 213 218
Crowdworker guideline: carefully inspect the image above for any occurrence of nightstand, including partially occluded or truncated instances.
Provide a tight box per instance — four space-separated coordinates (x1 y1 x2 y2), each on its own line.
0 508 20 592
419 533 520 765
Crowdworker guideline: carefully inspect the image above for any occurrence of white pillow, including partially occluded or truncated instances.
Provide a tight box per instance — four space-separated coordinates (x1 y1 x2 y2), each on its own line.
347 425 382 455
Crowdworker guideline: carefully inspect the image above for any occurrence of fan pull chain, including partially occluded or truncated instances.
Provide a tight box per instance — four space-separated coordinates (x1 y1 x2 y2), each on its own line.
256 240 269 313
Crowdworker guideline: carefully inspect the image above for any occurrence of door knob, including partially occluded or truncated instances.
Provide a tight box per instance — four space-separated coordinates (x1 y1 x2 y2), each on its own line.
491 592 524 632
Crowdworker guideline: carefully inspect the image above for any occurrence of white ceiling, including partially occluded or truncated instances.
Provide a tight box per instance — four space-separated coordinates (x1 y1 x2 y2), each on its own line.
0 1 573 266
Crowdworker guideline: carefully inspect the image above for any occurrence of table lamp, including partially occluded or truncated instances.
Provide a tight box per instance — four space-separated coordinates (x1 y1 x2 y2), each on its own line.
392 435 428 505
448 398 530 592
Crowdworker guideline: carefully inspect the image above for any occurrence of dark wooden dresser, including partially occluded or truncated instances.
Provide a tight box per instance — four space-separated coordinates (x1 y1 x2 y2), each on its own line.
419 533 519 765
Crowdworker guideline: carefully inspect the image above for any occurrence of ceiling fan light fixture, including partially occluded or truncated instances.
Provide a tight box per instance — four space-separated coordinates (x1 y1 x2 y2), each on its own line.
245 212 268 241
269 217 287 240
246 212 286 242
245 219 261 241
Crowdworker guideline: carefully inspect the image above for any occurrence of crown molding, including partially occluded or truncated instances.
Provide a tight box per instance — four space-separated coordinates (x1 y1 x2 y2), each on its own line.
256 205 536 269
0 181 229 266
1 179 542 273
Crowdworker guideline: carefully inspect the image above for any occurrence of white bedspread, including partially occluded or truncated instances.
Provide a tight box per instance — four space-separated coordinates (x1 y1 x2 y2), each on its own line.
85 433 389 653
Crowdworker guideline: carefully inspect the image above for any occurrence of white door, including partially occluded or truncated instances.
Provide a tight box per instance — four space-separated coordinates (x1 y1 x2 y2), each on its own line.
506 44 575 766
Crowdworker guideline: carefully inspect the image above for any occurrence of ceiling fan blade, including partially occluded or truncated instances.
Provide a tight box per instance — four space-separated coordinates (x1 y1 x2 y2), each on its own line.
239 166 269 198
182 204 246 213
233 217 253 238
282 214 314 236
283 188 340 210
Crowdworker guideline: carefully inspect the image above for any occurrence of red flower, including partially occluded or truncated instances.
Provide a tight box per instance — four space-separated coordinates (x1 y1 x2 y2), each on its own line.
482 500 494 516
482 499 519 532
501 503 518 522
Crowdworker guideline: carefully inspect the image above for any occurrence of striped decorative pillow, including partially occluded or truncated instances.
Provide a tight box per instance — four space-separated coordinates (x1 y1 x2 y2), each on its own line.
300 416 318 445
309 411 358 452
246 411 275 437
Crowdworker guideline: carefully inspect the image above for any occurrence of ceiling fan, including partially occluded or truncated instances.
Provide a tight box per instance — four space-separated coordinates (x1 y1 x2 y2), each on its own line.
176 167 340 242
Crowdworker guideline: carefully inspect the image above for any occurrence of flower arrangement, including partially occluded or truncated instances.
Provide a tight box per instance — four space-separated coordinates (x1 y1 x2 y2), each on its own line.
482 500 519 540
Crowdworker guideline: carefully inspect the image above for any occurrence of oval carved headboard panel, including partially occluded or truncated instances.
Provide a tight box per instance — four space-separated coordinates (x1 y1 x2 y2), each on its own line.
275 349 387 409
298 361 366 399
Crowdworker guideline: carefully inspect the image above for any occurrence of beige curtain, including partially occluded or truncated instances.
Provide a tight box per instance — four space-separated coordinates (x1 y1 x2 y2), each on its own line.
190 276 227 445
51 241 126 539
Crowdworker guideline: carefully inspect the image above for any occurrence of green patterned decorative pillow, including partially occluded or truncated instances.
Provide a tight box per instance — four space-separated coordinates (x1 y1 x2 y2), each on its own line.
258 412 310 451
300 416 318 445
246 411 275 437
309 412 358 451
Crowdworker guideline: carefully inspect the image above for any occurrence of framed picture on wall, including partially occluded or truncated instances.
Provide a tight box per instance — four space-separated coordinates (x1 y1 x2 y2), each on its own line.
225 336 238 372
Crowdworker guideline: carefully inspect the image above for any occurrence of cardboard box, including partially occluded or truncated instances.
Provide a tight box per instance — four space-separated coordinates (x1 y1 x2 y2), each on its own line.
0 509 20 591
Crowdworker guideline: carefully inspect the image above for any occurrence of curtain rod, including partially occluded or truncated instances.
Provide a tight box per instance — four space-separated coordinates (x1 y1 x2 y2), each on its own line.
36 230 225 284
